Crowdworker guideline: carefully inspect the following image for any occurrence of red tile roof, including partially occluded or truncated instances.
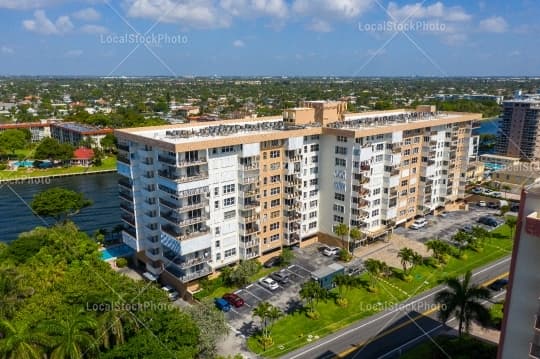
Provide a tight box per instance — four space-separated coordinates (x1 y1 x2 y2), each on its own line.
73 147 94 160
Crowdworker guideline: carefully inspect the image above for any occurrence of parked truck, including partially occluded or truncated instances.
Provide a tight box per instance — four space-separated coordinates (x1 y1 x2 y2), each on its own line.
311 263 345 290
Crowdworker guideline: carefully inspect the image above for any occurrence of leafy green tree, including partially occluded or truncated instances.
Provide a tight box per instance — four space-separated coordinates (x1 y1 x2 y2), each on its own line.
96 305 139 350
299 280 327 314
34 138 73 162
435 270 492 336
31 188 92 223
364 258 382 289
185 299 229 358
0 267 34 318
334 223 350 252
0 129 28 155
452 231 472 257
279 247 294 266
349 227 363 252
230 260 261 287
100 134 116 153
42 310 98 359
505 216 517 239
0 320 46 359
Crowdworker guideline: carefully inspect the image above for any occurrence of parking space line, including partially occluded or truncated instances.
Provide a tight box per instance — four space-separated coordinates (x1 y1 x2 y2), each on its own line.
255 282 276 296
292 263 311 275
243 289 264 302
285 267 305 279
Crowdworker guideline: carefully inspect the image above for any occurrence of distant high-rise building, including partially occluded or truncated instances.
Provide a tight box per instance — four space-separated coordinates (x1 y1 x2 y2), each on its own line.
498 184 540 359
114 104 479 297
496 95 540 160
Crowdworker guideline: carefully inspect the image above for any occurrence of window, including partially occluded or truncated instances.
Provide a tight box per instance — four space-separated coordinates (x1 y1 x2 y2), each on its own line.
375 154 383 162
311 155 318 163
309 221 317 229
214 187 219 196
223 197 235 207
333 204 345 213
224 210 235 219
334 193 345 201
270 199 280 207
270 150 280 158
371 209 379 216
333 215 344 223
270 187 280 195
309 211 317 219
401 180 408 186
215 228 220 236
310 200 318 207
215 240 220 247
404 149 411 156
221 146 234 153
310 178 318 186
409 187 416 194
270 222 280 230
214 201 219 209
310 167 319 174
412 147 419 154
404 138 411 145
270 234 280 242
335 146 347 155
411 157 418 164
271 210 280 218
270 175 280 183
337 136 348 142
310 144 319 151
335 158 346 167
376 143 384 151
373 199 381 206
373 188 381 195
223 184 235 194
216 252 221 260
270 162 280 170
224 248 236 258
309 189 319 197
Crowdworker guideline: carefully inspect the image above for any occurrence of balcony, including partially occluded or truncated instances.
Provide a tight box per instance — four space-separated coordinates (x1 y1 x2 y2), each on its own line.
360 163 371 171
117 143 129 152
240 226 259 235
239 163 259 171
240 238 260 248
243 251 260 259
392 145 401 153
160 198 206 212
119 191 133 202
390 168 400 176
162 224 209 241
178 157 207 167
166 263 212 283
117 154 131 164
120 203 134 214
356 199 369 208
158 170 209 183
359 187 369 196
118 177 132 189
123 226 136 238
158 155 176 165
162 213 208 227
121 214 135 226
241 200 260 209
240 214 259 223
241 176 259 185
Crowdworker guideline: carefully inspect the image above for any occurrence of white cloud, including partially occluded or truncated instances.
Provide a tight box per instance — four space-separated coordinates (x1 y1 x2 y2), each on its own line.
1 46 14 54
81 24 108 34
293 0 372 19
73 7 101 21
125 0 230 29
220 0 288 18
0 0 63 10
307 19 332 32
65 49 83 57
479 16 508 33
387 1 471 22
23 10 73 35
232 39 245 47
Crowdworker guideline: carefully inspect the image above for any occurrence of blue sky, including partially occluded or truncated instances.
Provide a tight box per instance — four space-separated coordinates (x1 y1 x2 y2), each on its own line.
0 0 538 76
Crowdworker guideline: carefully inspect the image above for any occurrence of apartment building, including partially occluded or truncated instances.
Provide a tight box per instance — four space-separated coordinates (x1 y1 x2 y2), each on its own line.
0 120 51 142
50 122 113 148
496 96 540 160
498 184 540 359
115 103 479 293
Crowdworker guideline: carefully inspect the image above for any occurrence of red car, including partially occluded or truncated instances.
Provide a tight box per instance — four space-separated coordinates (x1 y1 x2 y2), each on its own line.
222 293 244 308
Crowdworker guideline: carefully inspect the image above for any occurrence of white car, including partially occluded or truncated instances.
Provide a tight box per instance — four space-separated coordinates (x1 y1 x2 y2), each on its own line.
259 277 279 291
410 218 427 229
162 285 179 301
471 187 483 194
323 246 340 256
491 192 502 198
477 200 487 207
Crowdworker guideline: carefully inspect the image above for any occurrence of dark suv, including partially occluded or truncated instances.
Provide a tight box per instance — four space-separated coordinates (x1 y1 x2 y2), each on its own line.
478 216 498 227
270 270 290 284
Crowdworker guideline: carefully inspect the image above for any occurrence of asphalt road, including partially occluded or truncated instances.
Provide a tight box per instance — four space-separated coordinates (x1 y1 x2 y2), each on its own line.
281 255 510 359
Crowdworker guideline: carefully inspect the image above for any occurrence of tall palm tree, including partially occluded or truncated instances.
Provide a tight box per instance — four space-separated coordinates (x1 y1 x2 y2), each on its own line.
0 320 46 359
266 306 282 333
505 216 518 240
96 306 139 350
435 270 491 336
425 239 451 264
43 310 98 359
364 258 382 289
252 302 271 340
334 223 350 252
397 247 414 274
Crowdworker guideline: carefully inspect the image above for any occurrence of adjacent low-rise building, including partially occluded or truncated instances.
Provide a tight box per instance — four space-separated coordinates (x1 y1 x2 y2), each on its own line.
114 103 480 295
0 120 51 142
50 122 113 148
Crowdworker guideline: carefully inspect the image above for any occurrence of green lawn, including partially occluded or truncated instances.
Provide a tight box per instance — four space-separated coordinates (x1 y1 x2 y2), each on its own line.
0 156 117 180
247 225 513 357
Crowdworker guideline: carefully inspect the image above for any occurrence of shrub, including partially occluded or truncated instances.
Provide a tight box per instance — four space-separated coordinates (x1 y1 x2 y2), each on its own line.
0 163 7 170
338 249 352 262
116 257 128 268
306 310 320 320
336 297 348 307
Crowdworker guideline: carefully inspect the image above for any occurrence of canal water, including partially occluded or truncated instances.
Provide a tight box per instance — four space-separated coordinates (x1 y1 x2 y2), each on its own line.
0 172 120 242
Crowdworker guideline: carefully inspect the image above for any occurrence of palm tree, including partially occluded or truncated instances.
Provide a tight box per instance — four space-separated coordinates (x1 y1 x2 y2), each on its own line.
266 306 282 333
364 258 382 289
0 268 32 319
435 270 491 336
333 274 350 300
452 231 471 257
43 310 98 359
425 239 451 264
334 223 350 252
96 306 139 350
253 302 272 350
397 247 414 274
505 216 518 239
299 280 326 312
349 227 363 253
0 320 46 359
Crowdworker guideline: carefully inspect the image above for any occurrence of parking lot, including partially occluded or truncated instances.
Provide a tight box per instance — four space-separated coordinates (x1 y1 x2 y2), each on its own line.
394 207 502 243
225 263 312 335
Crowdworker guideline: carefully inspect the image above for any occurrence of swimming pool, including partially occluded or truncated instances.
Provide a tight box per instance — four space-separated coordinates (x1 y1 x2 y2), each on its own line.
484 162 505 171
100 244 135 261
14 160 35 168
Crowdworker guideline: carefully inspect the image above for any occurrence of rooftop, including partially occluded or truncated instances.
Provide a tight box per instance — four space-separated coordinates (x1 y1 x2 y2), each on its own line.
327 111 461 130
51 122 113 134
